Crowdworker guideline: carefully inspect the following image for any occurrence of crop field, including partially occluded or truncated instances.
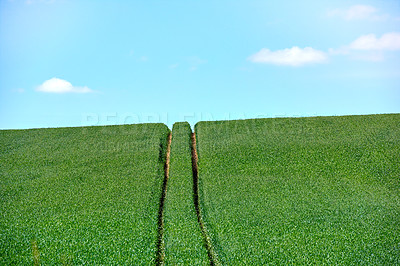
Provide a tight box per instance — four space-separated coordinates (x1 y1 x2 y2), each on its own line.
195 114 400 264
163 122 208 265
0 124 170 264
1 114 399 264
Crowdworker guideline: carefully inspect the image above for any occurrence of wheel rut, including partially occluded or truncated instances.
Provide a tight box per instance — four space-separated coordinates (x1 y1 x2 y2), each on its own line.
156 133 171 266
191 133 220 266
156 130 218 265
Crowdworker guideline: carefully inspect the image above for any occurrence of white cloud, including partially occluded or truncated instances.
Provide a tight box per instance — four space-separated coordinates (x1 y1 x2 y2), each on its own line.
346 5 376 20
248 47 327 66
328 48 384 62
328 32 400 62
36 78 93 93
349 32 400 51
328 5 388 21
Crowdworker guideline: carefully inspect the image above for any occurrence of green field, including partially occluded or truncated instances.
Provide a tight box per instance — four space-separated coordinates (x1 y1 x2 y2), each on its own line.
163 122 208 265
0 124 170 264
195 114 400 264
1 114 400 264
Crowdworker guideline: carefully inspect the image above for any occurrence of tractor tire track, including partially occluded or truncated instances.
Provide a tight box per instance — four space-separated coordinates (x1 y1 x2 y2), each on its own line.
191 133 220 266
156 133 171 265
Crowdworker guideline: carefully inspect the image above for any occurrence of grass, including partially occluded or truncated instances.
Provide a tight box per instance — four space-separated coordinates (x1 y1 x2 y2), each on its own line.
163 122 208 265
0 123 170 264
195 114 400 264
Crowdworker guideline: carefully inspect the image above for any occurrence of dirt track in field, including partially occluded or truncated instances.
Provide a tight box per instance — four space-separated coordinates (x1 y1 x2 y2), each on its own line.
156 133 171 266
191 133 220 266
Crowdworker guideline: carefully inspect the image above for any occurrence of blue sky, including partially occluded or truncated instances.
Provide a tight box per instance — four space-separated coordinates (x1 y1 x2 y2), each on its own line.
1 0 399 129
